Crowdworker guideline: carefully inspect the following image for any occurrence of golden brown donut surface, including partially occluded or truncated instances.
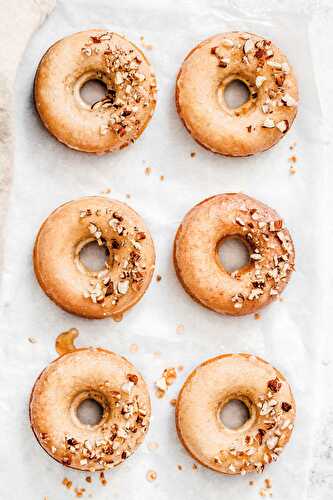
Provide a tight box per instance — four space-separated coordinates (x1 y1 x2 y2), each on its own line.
33 196 155 319
34 29 157 153
176 32 298 156
30 346 151 471
174 193 295 316
176 353 295 475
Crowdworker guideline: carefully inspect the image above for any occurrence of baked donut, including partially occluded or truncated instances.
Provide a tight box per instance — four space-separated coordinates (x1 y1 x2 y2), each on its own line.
176 353 295 475
30 330 151 471
33 196 155 319
176 32 298 156
34 29 157 153
174 193 295 316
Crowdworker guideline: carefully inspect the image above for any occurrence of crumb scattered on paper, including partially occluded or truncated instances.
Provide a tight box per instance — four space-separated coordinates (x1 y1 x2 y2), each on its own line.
254 313 261 320
155 368 177 398
148 441 159 451
156 274 162 282
62 478 72 490
99 472 107 486
145 166 152 176
176 324 184 334
130 343 139 353
28 336 38 343
140 35 154 50
146 470 157 482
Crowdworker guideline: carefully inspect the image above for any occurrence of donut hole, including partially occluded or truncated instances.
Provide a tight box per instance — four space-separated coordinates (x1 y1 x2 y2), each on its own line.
219 399 250 429
80 79 108 106
223 79 250 109
218 237 250 273
76 398 104 426
79 240 109 272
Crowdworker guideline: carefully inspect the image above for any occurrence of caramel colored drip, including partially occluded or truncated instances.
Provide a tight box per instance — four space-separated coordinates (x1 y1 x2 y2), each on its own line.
55 328 79 356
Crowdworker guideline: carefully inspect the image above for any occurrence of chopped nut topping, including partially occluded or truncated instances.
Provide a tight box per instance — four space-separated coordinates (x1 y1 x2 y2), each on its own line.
256 76 267 88
262 118 275 128
281 402 292 412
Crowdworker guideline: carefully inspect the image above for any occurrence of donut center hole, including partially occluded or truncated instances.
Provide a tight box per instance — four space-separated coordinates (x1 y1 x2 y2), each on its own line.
223 79 250 109
79 240 109 272
77 398 104 426
220 399 250 429
218 237 250 273
80 79 108 106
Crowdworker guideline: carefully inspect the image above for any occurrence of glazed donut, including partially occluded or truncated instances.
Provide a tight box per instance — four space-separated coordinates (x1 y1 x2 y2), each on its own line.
174 193 295 316
176 32 298 156
34 29 157 153
33 196 155 319
30 333 150 471
176 353 295 475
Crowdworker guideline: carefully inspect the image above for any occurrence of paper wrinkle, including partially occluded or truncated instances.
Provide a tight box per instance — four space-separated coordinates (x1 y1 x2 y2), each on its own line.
0 1 327 499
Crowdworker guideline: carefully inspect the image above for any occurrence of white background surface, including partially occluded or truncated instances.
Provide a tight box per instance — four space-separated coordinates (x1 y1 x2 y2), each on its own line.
1 1 333 499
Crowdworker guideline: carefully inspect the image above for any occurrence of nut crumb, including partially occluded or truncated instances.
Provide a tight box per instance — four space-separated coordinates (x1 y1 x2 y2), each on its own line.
170 398 177 406
289 166 297 175
62 478 72 489
99 471 107 486
130 343 139 353
177 464 183 471
190 151 196 158
156 274 162 282
146 470 157 482
155 368 177 397
254 313 261 320
28 337 38 343
176 324 184 334
145 167 152 176
192 463 198 470
264 478 272 489
85 476 92 483
140 35 153 50
160 175 165 181
126 193 131 199
148 441 159 451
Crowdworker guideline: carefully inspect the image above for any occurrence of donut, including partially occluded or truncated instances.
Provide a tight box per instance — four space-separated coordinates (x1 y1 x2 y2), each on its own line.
34 29 157 153
174 193 295 316
176 353 295 475
176 32 298 156
30 332 150 471
33 196 155 319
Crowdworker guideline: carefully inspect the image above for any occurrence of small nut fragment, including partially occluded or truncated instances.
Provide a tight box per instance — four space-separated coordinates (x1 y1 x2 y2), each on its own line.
262 118 275 128
146 470 157 482
221 38 234 48
281 93 297 107
267 61 282 69
276 120 289 133
243 38 255 54
266 436 278 450
256 76 266 88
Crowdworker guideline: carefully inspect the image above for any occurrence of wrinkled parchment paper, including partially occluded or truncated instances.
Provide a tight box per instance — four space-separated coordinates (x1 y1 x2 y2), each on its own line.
0 1 328 499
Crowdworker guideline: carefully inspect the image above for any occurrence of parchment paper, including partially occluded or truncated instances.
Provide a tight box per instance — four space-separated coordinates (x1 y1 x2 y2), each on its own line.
0 1 328 499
